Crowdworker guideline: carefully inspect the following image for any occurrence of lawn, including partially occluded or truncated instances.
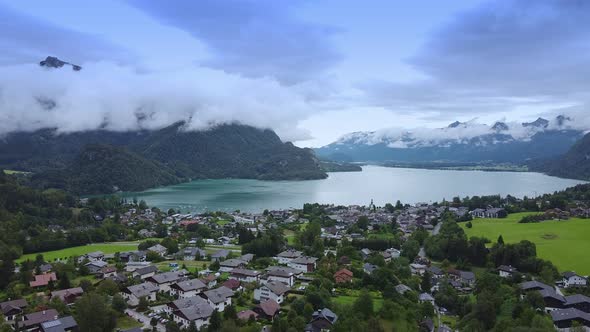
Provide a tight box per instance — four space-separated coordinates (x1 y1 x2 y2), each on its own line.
155 260 210 272
17 242 142 263
332 294 384 312
116 315 143 330
461 212 590 274
284 230 296 245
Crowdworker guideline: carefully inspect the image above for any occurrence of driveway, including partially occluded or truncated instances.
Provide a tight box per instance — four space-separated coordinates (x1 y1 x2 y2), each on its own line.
125 308 165 332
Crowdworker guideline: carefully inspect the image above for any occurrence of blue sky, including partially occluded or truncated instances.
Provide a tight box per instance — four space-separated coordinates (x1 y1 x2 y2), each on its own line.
1 0 588 146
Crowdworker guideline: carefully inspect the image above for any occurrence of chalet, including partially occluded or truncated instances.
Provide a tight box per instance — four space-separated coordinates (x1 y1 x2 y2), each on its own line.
254 281 290 304
199 274 218 289
449 269 475 286
219 259 246 272
18 309 59 331
122 282 159 305
172 302 213 330
255 299 280 321
40 316 78 332
274 249 303 264
550 308 590 329
498 265 517 278
304 308 338 332
85 260 108 274
222 279 241 291
169 278 207 299
166 295 208 313
538 288 566 310
30 273 57 288
563 271 588 288
419 293 435 305
132 265 158 280
427 266 444 279
99 266 117 279
1 299 27 322
520 280 553 292
125 261 151 272
147 244 167 257
119 251 146 263
334 269 353 284
410 263 427 276
203 286 234 312
564 294 590 313
470 208 507 219
85 251 105 262
363 263 378 275
38 263 53 274
237 253 254 263
360 248 372 260
266 266 300 286
237 310 259 321
146 270 188 293
51 287 84 305
183 247 207 261
229 268 260 283
395 284 412 295
210 249 230 262
288 256 318 273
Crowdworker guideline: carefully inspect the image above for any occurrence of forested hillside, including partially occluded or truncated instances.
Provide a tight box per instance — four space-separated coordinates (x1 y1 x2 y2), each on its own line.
529 132 590 181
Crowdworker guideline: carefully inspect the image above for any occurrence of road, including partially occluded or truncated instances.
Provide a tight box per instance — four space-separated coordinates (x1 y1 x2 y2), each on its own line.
433 222 442 235
125 309 165 332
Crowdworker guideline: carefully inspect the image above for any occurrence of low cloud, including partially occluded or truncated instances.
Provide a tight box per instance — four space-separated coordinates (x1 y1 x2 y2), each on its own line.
0 62 315 142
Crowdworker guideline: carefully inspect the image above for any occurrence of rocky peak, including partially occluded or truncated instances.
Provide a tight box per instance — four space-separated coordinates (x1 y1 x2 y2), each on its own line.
556 115 572 126
491 121 509 131
447 121 464 128
39 56 82 71
522 117 549 128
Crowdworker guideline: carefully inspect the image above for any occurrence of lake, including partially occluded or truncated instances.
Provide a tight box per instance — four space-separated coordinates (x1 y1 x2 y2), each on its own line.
121 166 586 213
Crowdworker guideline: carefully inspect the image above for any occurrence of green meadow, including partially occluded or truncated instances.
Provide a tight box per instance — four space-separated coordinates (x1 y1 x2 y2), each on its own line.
461 212 590 275
17 241 142 263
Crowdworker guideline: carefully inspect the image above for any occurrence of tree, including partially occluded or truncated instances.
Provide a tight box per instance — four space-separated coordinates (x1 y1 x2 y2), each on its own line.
165 321 181 332
79 279 93 292
97 279 119 296
353 290 374 319
497 235 504 245
75 293 117 332
421 271 432 292
58 272 71 289
401 239 420 261
356 216 369 230
137 296 149 312
208 310 222 332
150 317 158 331
466 221 473 228
161 238 179 254
111 294 127 314
223 305 237 320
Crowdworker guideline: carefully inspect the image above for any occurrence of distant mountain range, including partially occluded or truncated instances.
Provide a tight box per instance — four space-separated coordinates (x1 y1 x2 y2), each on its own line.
1 122 327 194
316 116 586 164
529 132 590 181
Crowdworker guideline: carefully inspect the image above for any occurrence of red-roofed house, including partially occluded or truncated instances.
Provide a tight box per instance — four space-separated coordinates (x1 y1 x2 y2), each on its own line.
334 269 353 283
30 273 57 288
237 310 259 321
223 279 242 291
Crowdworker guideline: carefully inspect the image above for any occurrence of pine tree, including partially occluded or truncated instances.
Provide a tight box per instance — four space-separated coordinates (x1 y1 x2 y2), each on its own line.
497 235 504 245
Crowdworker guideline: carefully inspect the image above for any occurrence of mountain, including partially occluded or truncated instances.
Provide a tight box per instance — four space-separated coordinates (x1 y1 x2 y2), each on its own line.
529 132 590 181
39 56 82 71
1 122 327 194
316 116 585 164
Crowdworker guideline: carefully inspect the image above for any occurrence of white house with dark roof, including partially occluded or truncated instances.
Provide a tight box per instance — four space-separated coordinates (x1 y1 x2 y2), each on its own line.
165 295 209 313
288 256 318 273
497 265 517 278
203 286 234 312
122 282 159 305
132 265 158 280
563 271 587 288
183 247 207 261
147 244 167 257
0 299 27 322
172 302 213 330
274 249 303 264
265 266 301 286
229 268 261 283
146 270 189 293
219 258 246 272
254 281 290 304
169 278 207 299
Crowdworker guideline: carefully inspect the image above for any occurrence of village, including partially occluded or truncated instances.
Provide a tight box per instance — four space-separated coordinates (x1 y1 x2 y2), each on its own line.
3 195 590 332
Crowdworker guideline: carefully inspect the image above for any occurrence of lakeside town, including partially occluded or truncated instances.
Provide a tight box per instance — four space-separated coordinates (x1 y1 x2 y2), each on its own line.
2 185 590 332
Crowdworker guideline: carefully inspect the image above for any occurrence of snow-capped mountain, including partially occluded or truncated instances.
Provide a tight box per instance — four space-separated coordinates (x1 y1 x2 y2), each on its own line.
315 116 586 163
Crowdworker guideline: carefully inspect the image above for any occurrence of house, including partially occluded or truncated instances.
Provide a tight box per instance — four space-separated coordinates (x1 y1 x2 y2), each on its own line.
363 263 378 275
132 265 158 280
420 318 435 332
38 263 53 274
125 261 151 272
419 293 435 305
255 299 280 321
410 264 427 276
274 249 303 264
520 280 553 292
199 274 218 289
564 294 590 313
84 260 108 274
147 244 168 257
146 270 189 293
237 253 254 263
254 281 290 304
51 287 84 305
427 266 444 279
203 286 234 312
360 248 372 260
219 259 246 272
229 268 260 283
337 256 351 266
30 273 57 288
40 315 78 332
98 266 117 279
395 284 412 295
333 269 353 284
288 256 318 273
470 208 507 218
169 278 207 299
550 308 590 329
304 308 338 332
498 265 517 278
1 299 27 322
538 288 566 310
119 251 146 263
122 282 159 305
222 279 242 292
266 266 300 286
18 309 59 331
210 249 230 262
172 302 213 330
183 247 207 261
449 269 475 286
563 271 588 288
166 295 209 313
85 251 105 262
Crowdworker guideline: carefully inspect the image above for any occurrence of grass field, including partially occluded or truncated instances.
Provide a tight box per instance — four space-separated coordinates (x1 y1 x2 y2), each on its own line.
17 242 142 263
116 315 143 329
461 212 590 274
332 294 384 312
